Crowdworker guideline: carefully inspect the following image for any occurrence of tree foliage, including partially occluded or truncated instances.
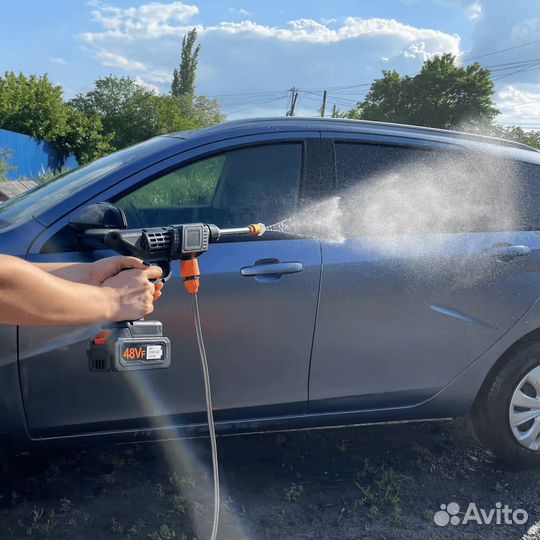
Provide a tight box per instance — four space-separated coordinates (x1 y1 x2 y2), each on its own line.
500 126 540 150
463 123 540 150
0 71 112 165
171 28 200 102
345 54 499 130
70 76 224 151
70 76 163 150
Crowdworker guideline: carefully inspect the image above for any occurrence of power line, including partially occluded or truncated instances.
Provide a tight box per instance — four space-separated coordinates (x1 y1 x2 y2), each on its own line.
484 58 540 69
492 64 540 82
460 39 540 62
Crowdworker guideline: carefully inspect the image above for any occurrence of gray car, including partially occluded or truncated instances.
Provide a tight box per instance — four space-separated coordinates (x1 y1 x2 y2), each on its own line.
0 118 538 468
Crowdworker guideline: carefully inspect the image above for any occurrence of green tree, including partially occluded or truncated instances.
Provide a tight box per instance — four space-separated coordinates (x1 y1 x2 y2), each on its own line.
70 75 161 150
71 76 225 151
495 126 540 150
0 71 113 166
464 123 540 150
154 95 199 134
345 54 499 130
0 72 69 141
190 96 225 127
171 28 200 103
57 108 114 164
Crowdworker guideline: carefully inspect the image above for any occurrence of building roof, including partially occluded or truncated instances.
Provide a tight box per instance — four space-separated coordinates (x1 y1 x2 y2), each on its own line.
0 180 38 201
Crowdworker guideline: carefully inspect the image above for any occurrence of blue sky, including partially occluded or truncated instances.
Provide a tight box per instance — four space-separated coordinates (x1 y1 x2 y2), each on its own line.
1 0 538 126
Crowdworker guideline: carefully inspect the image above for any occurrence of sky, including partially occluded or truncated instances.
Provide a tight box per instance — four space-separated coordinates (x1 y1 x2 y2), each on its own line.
0 0 538 127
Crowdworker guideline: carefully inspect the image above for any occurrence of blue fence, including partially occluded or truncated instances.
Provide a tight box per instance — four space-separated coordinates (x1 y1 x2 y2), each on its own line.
0 128 77 180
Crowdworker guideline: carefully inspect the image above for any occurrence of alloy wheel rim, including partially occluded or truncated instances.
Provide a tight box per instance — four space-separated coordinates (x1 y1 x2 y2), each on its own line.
509 365 540 451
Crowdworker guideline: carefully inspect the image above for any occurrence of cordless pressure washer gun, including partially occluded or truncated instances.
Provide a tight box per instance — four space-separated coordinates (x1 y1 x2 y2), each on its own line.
69 202 266 373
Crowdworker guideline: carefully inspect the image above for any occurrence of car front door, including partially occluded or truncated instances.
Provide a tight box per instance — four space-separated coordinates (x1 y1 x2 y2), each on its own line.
309 133 539 412
20 134 322 437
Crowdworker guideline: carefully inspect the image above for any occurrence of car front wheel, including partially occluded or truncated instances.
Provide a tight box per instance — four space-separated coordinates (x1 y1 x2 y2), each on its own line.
472 341 540 468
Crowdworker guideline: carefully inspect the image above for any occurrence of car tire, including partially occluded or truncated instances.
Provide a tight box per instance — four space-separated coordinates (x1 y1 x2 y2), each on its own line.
471 341 540 469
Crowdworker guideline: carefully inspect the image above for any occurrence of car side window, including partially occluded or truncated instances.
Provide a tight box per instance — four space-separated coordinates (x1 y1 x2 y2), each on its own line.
335 142 432 191
115 143 303 229
334 141 538 235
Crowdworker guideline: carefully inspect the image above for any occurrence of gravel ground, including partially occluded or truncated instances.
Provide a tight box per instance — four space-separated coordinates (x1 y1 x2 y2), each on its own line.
0 418 538 540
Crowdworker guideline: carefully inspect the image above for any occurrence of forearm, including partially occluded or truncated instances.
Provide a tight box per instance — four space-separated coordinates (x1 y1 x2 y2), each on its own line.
34 262 94 284
0 255 115 325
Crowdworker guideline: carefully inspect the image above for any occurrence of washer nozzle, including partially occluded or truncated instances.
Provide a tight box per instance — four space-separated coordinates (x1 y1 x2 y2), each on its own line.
216 223 266 238
248 223 266 236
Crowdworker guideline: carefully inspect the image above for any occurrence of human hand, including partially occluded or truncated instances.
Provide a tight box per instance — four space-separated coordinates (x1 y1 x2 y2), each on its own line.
89 256 148 285
101 265 163 321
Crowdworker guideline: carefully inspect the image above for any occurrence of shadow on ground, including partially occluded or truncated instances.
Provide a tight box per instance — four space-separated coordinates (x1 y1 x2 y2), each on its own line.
0 419 538 540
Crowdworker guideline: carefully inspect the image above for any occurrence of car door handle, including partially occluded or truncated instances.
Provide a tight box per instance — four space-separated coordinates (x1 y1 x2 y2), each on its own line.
483 244 531 261
240 261 303 277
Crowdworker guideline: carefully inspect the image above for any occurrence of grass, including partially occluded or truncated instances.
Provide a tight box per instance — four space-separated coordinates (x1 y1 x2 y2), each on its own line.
102 471 116 484
59 498 73 513
283 483 304 502
117 155 225 210
354 459 412 523
171 494 188 515
149 524 176 540
25 507 56 538
111 517 123 535
38 164 73 184
169 472 195 491
127 518 146 536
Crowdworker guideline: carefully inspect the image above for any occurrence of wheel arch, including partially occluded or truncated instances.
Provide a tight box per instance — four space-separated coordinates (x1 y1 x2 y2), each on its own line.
472 328 540 410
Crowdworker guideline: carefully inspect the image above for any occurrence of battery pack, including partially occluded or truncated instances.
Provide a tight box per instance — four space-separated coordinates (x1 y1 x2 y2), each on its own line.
88 320 171 372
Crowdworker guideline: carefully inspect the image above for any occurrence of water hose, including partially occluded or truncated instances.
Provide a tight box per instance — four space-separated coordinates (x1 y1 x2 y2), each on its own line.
192 293 220 540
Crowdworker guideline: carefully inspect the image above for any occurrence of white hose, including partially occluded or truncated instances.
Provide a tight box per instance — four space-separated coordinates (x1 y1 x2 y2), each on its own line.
192 293 220 540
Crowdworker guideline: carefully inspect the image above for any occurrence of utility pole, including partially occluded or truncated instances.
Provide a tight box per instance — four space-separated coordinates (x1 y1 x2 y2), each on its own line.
332 104 337 118
320 90 327 118
286 87 298 116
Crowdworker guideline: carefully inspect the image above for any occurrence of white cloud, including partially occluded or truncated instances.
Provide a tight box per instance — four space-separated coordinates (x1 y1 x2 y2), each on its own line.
94 50 147 71
134 76 161 93
228 7 251 17
86 0 199 38
402 41 431 60
495 84 540 128
467 2 482 21
79 1 462 117
48 56 67 65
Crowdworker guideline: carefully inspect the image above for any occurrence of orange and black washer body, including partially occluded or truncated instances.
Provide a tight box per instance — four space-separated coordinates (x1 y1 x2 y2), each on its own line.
88 321 171 372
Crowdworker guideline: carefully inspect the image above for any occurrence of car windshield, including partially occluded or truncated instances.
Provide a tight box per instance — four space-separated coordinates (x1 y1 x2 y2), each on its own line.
0 137 173 229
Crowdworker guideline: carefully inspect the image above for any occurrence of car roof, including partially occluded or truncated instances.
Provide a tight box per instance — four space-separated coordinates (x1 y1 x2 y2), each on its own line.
167 117 539 158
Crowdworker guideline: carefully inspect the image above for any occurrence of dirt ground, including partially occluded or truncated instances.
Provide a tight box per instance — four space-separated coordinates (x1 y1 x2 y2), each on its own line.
0 418 538 540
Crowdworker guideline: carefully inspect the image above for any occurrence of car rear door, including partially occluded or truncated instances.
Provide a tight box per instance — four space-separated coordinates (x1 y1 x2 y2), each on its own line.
20 133 322 437
309 133 540 412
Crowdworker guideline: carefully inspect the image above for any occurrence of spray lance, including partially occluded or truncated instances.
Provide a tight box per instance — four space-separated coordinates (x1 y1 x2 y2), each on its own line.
70 203 266 540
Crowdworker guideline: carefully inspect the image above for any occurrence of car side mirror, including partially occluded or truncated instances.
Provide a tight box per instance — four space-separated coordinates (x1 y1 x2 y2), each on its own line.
69 202 128 233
